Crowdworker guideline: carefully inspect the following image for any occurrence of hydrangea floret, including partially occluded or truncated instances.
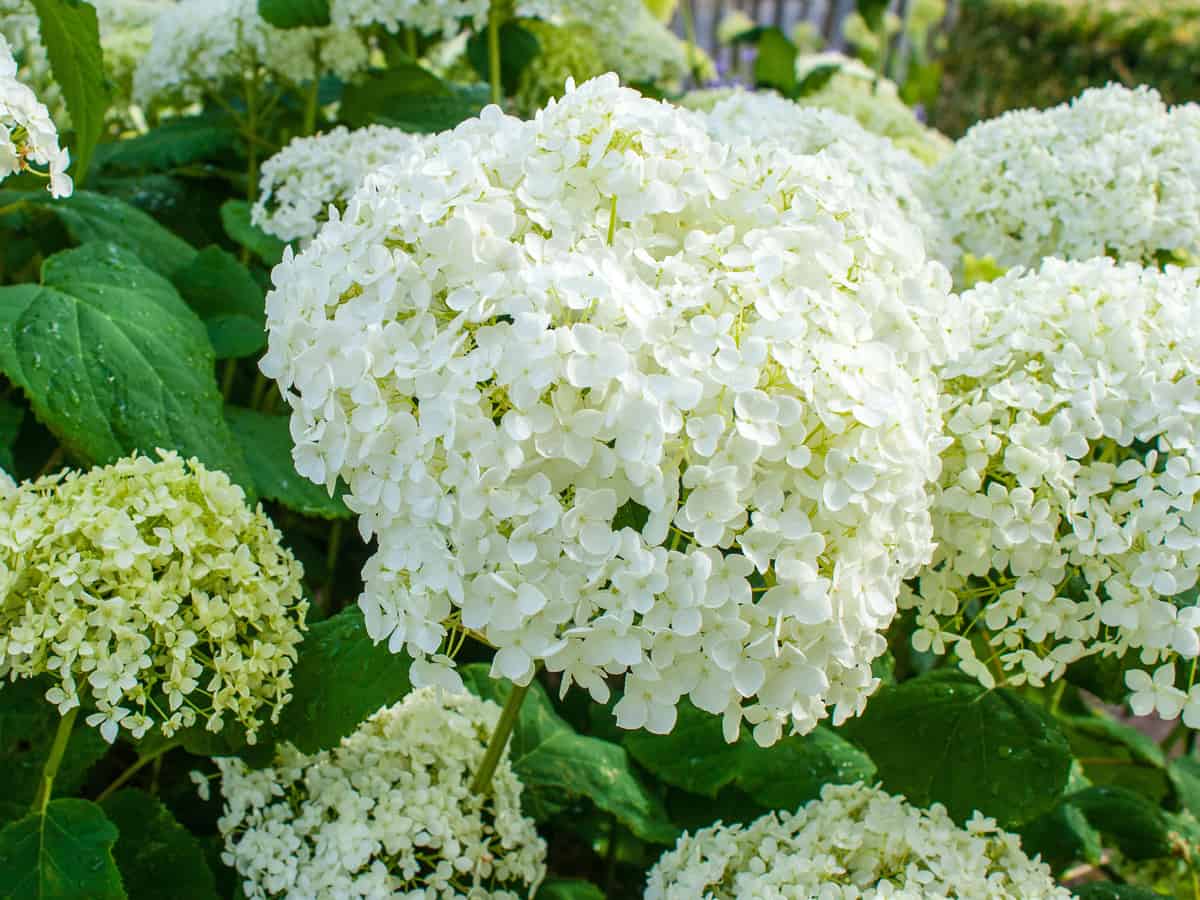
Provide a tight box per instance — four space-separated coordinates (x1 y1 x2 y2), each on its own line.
261 75 953 745
929 84 1200 273
253 125 428 243
0 0 63 124
902 258 1200 716
0 33 71 196
0 452 307 742
645 782 1070 899
330 0 489 37
215 687 547 899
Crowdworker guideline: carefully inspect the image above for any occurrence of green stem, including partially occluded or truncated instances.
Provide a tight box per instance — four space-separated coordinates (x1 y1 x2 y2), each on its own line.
404 26 418 59
1048 679 1066 716
487 7 502 107
32 707 78 815
325 519 344 594
302 77 320 136
244 75 260 203
221 359 238 401
680 0 701 85
95 742 178 804
470 680 530 795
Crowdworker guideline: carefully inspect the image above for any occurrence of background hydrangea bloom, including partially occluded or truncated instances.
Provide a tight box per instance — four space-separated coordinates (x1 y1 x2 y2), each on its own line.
0 32 70 196
216 688 547 899
0 452 307 742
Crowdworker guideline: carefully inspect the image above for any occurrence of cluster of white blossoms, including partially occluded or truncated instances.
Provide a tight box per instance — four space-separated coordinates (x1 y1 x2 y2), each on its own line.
902 258 1200 704
330 0 488 37
0 33 71 196
91 0 172 111
262 75 954 745
133 0 369 109
645 782 1069 899
253 125 427 243
215 688 547 899
930 84 1200 274
0 0 62 123
699 89 948 263
0 453 307 743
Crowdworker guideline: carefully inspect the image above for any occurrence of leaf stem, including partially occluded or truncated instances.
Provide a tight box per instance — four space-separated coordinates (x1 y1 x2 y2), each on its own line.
95 742 179 804
470 680 530 795
487 6 502 107
32 707 78 815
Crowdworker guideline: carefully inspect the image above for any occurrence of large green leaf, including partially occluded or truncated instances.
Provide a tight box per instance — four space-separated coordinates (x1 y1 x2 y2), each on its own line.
101 790 217 900
171 247 265 360
220 201 286 267
0 679 108 825
466 22 541 97
1061 713 1169 802
1169 756 1200 817
0 397 23 476
0 243 253 493
225 407 350 518
625 699 874 811
92 117 238 173
258 0 330 28
341 65 486 133
0 799 123 900
753 27 797 95
1068 786 1174 860
840 670 1072 827
462 667 677 844
536 880 605 900
28 0 110 182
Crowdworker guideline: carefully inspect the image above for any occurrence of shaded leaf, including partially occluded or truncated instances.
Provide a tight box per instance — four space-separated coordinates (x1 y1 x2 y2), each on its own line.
753 27 797 94
0 396 22 476
93 117 238 173
258 0 330 28
1069 786 1174 860
0 243 253 494
463 667 677 844
101 790 217 900
1061 713 1169 803
341 65 487 133
1169 756 1200 818
466 22 541 96
0 799 123 900
171 247 265 360
856 0 890 31
840 669 1072 827
536 880 605 900
625 699 874 811
220 201 285 267
1072 886 1170 900
1018 799 1103 873
225 407 350 518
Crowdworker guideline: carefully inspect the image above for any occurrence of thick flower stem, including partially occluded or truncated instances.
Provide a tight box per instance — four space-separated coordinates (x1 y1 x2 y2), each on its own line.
487 7 502 107
32 707 78 815
470 680 530 795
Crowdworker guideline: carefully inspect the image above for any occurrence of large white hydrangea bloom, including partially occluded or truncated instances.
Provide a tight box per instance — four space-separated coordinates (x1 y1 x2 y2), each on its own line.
262 75 952 746
216 688 547 899
930 84 1200 273
253 125 427 243
133 0 369 109
700 89 948 263
645 782 1070 899
902 258 1200 711
0 33 70 196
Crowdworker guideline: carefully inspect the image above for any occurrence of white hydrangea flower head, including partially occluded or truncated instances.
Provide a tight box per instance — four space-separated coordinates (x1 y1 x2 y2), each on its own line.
0 452 308 743
253 125 428 243
700 89 949 264
0 0 63 124
330 0 489 37
133 0 369 110
262 75 953 745
216 687 547 899
90 0 173 110
645 782 1070 899
931 84 1200 274
902 258 1200 704
793 52 951 165
0 33 71 196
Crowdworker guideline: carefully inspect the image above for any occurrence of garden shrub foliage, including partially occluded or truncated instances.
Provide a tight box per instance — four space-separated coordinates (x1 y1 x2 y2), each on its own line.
0 0 1199 897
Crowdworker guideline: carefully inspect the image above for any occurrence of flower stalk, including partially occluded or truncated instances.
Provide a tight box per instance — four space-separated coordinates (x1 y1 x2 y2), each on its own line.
470 680 530 795
32 706 78 815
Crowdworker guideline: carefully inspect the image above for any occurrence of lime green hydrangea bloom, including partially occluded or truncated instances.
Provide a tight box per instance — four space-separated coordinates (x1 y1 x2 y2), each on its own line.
514 18 604 116
0 452 307 743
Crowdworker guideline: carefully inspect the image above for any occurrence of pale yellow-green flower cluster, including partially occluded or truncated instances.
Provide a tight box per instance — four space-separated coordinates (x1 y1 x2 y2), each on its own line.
513 18 605 117
0 452 307 743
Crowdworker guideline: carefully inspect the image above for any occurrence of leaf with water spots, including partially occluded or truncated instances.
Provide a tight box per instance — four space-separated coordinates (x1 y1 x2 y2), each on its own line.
0 799 123 900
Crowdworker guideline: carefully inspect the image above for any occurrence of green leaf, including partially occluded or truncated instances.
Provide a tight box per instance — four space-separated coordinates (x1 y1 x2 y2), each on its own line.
0 799 123 900
1169 756 1200 818
1018 799 1103 872
462 667 678 844
101 790 217 900
0 243 253 494
341 65 486 133
258 0 330 28
839 670 1072 827
0 396 23 476
220 201 286 267
466 22 541 96
855 0 891 31
93 117 238 173
536 880 605 900
0 679 109 825
1061 714 1169 802
625 699 874 811
1072 886 1169 900
794 63 839 98
250 607 411 759
753 27 797 95
28 0 110 182
1068 786 1174 860
225 407 350 519
170 247 265 360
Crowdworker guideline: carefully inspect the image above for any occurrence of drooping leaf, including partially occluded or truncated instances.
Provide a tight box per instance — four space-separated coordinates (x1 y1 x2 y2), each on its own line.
462 666 678 844
0 799 123 900
839 669 1072 827
0 243 253 494
0 678 109 825
0 396 23 476
28 0 110 182
220 200 286 267
1068 786 1174 860
225 407 350 519
171 247 265 359
258 0 330 28
753 27 797 95
92 117 238 173
466 22 541 96
1018 798 1103 873
101 790 217 900
1061 713 1169 802
625 699 874 811
535 880 605 900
